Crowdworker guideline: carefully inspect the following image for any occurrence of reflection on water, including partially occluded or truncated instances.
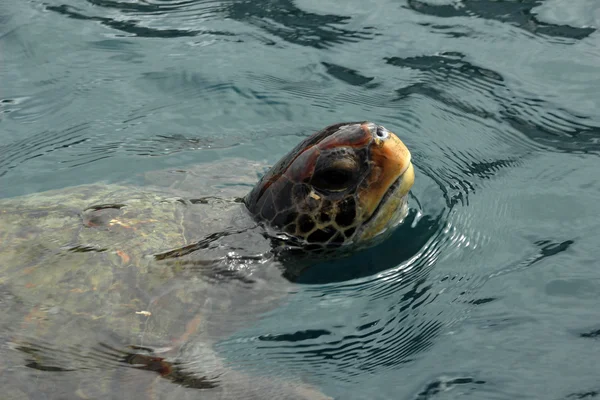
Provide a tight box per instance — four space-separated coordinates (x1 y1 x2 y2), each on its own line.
1 0 600 398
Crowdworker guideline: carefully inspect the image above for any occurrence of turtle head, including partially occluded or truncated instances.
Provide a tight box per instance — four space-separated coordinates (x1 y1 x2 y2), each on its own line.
244 122 415 252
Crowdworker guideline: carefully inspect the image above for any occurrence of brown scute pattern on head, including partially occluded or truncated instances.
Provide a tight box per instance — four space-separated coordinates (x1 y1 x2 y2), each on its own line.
280 184 364 246
286 146 320 182
259 190 275 222
273 179 294 212
334 197 356 227
318 211 331 223
318 125 372 151
307 226 337 243
248 122 365 201
297 214 316 234
318 199 334 223
244 121 412 249
344 227 356 238
330 232 345 244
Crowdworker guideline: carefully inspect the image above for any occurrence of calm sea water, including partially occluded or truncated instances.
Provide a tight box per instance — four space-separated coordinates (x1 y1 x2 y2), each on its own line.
1 0 600 399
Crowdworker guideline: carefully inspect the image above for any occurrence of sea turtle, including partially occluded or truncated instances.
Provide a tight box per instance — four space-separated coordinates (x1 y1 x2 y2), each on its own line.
0 121 414 399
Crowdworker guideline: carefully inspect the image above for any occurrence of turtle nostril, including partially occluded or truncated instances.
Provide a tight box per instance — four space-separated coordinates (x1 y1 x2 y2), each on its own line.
376 126 389 139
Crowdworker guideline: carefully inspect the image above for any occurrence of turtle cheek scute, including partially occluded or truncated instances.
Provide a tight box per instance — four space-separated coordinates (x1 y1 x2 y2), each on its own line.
318 199 334 223
334 197 357 228
326 232 346 249
292 183 310 204
297 214 316 235
286 148 319 182
292 183 321 214
258 190 277 222
319 124 371 149
319 210 331 223
272 178 295 213
354 148 369 168
344 227 356 239
284 223 297 235
272 210 297 230
303 195 320 213
307 226 337 244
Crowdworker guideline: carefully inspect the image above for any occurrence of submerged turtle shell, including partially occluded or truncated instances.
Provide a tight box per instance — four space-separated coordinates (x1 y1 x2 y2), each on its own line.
0 159 331 400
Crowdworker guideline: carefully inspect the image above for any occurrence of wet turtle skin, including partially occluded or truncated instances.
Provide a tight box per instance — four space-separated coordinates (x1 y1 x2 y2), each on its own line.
0 122 414 399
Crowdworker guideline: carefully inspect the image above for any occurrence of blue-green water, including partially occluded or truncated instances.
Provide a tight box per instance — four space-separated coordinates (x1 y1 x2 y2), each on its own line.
1 0 600 399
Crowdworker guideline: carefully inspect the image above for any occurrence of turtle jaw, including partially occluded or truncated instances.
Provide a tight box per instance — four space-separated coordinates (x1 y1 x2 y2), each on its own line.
355 160 414 243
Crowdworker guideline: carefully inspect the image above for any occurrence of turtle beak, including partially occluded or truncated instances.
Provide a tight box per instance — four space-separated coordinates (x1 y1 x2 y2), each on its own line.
357 124 414 220
354 126 414 242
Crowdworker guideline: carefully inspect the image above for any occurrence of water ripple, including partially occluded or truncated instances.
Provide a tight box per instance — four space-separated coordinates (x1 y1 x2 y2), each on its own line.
222 0 377 48
0 114 316 184
386 51 600 155
251 71 410 112
46 0 377 47
406 0 596 41
0 123 90 178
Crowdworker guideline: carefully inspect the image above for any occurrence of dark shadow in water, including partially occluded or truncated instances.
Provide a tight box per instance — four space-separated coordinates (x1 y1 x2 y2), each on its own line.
580 329 600 339
0 98 16 122
407 0 595 40
389 51 503 82
534 239 574 260
490 238 575 281
467 297 496 305
386 52 600 156
564 391 600 399
523 238 574 269
535 240 575 261
463 157 524 181
46 4 233 38
259 329 332 342
412 376 486 400
85 0 193 14
320 62 378 87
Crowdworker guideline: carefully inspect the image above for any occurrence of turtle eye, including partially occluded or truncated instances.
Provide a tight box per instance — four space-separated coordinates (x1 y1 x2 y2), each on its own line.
311 167 355 191
310 150 360 192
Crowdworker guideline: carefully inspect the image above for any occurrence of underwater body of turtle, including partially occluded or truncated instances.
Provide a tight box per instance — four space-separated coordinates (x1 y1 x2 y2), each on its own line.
0 122 414 399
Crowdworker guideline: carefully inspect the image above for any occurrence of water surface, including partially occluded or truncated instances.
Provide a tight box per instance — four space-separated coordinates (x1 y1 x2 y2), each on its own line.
1 0 600 399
